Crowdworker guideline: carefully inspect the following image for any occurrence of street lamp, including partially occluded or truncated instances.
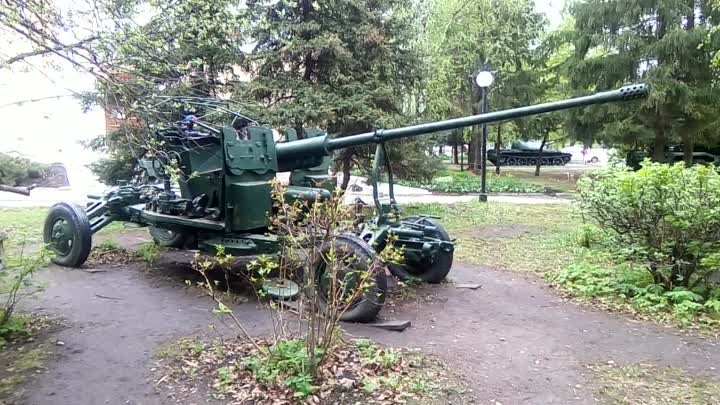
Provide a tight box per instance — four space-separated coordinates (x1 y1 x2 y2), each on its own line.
474 68 495 202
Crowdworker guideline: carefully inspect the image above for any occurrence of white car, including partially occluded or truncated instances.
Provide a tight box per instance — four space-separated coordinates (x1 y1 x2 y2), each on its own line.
561 146 610 164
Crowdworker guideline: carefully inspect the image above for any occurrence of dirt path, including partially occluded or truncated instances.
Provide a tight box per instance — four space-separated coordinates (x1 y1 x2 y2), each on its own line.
11 233 720 405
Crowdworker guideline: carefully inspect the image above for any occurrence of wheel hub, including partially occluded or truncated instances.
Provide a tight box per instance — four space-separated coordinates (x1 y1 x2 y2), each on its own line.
50 219 73 254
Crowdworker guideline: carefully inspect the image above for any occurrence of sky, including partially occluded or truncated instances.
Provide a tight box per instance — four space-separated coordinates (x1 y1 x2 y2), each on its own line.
0 0 567 193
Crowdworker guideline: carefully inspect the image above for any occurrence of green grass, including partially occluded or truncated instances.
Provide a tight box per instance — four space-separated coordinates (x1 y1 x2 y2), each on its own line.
404 201 578 274
0 207 126 253
397 170 544 193
590 364 720 405
444 164 580 193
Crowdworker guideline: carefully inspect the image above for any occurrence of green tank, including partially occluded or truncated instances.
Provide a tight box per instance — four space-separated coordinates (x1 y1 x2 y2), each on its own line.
488 141 572 166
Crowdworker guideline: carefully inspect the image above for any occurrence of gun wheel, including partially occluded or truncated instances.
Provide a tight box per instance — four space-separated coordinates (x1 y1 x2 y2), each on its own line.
149 226 187 248
315 235 386 323
388 217 453 284
43 202 92 268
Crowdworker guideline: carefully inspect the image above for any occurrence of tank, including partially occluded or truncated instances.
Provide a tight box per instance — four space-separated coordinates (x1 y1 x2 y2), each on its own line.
627 145 720 169
488 141 572 166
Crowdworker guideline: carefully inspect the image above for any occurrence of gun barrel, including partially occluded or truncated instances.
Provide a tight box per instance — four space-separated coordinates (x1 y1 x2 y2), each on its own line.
275 83 647 165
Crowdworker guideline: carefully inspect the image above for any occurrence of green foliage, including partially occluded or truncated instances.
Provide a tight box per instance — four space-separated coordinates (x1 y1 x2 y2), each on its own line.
578 162 720 292
134 242 163 267
567 0 720 157
1 251 47 344
550 260 720 326
355 339 400 369
87 157 136 186
0 153 48 186
243 339 318 398
397 170 543 193
94 240 121 253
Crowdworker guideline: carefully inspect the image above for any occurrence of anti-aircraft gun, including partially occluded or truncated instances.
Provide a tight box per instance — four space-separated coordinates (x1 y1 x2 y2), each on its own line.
43 83 648 322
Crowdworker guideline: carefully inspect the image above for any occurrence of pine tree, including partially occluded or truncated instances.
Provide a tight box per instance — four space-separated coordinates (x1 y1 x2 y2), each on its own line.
240 0 423 188
567 0 720 162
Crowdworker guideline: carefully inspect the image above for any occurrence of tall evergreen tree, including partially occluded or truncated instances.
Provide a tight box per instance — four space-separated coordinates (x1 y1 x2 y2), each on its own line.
240 0 423 188
567 0 720 162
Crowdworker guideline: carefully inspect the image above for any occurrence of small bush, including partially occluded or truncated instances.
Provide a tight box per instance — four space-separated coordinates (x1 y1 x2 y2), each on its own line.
243 339 317 398
355 339 401 370
135 242 163 266
1 251 46 345
578 162 720 293
550 260 720 326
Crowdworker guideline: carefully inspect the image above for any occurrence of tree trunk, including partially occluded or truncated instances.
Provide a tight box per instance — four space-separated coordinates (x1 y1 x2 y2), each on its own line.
340 155 352 191
452 143 459 164
652 128 666 162
682 131 694 166
294 122 305 140
460 143 464 171
535 133 548 177
495 124 502 175
468 137 478 169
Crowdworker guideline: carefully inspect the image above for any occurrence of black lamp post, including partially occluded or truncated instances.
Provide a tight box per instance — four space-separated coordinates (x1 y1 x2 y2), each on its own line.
475 69 495 202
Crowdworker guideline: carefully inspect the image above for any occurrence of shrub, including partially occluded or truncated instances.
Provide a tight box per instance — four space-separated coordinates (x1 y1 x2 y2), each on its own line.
0 153 48 186
550 260 720 325
578 162 720 294
1 250 46 344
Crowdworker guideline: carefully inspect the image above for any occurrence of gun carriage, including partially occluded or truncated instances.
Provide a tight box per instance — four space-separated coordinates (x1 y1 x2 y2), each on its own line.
44 84 648 322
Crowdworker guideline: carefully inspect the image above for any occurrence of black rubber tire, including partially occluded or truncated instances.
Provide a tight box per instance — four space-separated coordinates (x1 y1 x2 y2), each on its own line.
315 235 387 323
552 158 563 165
507 158 517 166
518 158 528 165
528 158 537 165
388 217 454 284
43 202 92 268
589 156 599 163
149 226 186 248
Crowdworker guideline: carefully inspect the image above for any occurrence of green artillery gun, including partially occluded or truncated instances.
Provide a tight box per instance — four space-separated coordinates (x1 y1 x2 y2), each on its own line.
43 83 648 322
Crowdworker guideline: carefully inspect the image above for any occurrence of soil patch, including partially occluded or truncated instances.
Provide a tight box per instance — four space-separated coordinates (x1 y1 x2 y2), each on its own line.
589 363 720 404
12 230 720 405
153 336 473 405
0 313 65 404
85 245 132 267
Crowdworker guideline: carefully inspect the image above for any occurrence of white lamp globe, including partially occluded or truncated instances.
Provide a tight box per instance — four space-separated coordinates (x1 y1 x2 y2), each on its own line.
475 71 495 88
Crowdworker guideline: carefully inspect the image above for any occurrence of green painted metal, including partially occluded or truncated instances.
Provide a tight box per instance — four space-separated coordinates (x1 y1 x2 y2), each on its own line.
285 128 336 190
44 82 649 322
275 83 648 169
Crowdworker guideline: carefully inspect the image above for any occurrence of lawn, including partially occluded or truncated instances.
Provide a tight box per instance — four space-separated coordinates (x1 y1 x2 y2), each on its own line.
0 207 126 254
403 201 579 274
